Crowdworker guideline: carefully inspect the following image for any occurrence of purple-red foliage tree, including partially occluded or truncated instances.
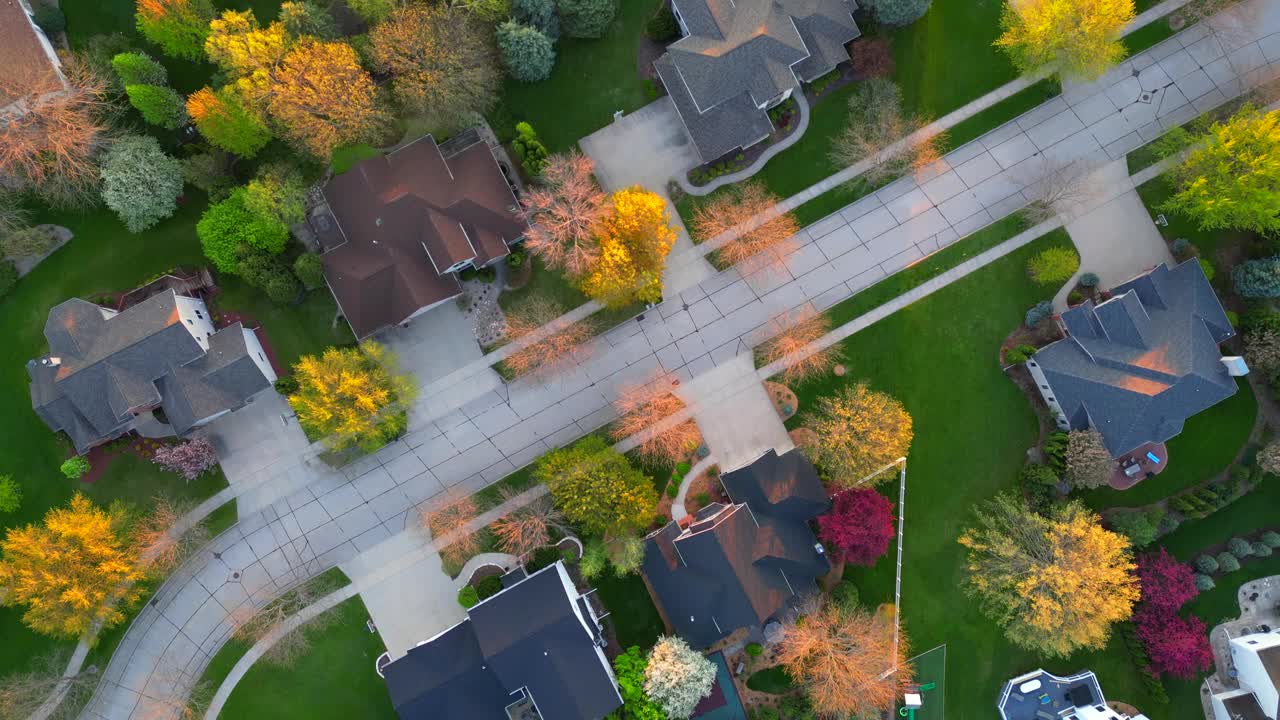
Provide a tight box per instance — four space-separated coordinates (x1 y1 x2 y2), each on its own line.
152 438 220 481
817 488 895 566
1135 610 1214 679
1136 548 1198 615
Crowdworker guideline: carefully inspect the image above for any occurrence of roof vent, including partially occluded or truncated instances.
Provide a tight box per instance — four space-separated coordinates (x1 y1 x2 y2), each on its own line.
375 217 383 226
44 357 61 366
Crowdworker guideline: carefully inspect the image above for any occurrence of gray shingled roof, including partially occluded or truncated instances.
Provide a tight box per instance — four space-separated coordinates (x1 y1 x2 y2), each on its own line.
1031 260 1238 457
641 450 830 648
656 55 773 164
28 291 270 452
383 563 620 720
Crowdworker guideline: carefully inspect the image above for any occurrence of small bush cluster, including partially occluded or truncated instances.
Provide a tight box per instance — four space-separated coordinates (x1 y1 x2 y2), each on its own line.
457 585 479 608
1079 272 1100 288
512 122 549 175
1024 300 1053 328
1109 507 1166 548
0 476 21 514
687 153 750 186
807 68 841 95
293 253 326 291
475 574 503 600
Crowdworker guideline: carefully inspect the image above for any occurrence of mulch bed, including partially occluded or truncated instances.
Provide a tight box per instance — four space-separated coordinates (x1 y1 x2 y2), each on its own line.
1000 321 1063 366
77 435 169 484
683 469 727 516
765 381 798 421
505 259 532 290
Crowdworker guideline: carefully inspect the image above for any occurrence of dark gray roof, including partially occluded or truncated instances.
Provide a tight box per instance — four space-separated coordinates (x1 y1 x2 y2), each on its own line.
642 451 830 648
1031 260 1238 457
27 291 269 452
383 563 621 720
658 0 858 161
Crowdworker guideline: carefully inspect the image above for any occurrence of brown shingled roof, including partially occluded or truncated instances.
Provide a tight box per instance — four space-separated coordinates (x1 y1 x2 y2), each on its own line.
320 135 526 339
0 0 63 107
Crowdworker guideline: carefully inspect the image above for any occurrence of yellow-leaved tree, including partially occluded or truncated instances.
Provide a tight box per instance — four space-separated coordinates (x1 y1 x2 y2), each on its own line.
802 382 913 487
995 0 1134 80
288 342 417 453
958 493 1139 657
1164 104 1280 234
580 186 675 308
204 9 290 78
0 494 144 638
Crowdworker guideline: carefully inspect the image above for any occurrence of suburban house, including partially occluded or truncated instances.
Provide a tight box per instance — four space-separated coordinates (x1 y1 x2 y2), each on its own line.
1027 259 1246 461
312 132 527 340
997 668 1151 720
655 0 861 164
1210 629 1280 720
380 561 621 720
640 449 831 649
27 289 276 454
0 0 66 116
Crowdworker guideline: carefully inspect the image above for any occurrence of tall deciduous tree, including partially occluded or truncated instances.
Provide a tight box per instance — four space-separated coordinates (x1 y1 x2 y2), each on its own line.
580 186 675 307
520 151 611 277
533 435 656 536
864 0 930 25
643 636 717 720
187 86 273 158
288 343 416 452
111 51 168 86
802 382 913 487
958 493 1139 657
99 135 185 233
1163 105 1280 234
556 0 616 38
818 488 895 566
196 187 290 272
1135 611 1213 679
994 0 1134 80
502 296 597 378
689 182 799 274
124 84 188 129
368 4 501 131
279 1 339 39
0 494 144 638
612 646 666 720
267 40 380 159
346 0 397 23
612 372 703 465
828 78 944 184
1065 428 1113 489
136 0 215 61
1135 549 1197 616
777 603 912 718
204 9 291 77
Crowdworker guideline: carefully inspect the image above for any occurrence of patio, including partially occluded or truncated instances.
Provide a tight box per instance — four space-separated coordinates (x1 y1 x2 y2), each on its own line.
1108 442 1168 490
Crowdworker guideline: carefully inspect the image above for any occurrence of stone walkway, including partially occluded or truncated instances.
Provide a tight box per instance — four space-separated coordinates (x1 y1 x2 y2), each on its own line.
77 4 1280 717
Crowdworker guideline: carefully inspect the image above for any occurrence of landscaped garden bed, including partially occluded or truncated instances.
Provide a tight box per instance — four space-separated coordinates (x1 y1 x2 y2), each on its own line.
686 97 802 188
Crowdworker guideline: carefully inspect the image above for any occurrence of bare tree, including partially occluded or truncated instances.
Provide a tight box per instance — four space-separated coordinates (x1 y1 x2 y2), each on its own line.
611 373 703 465
0 191 29 239
131 667 212 720
502 296 597 378
688 182 800 275
829 78 946 185
0 58 113 209
0 652 96 720
519 151 610 277
758 306 845 385
1020 158 1098 223
130 496 212 578
228 577 343 668
418 493 481 567
491 486 566 559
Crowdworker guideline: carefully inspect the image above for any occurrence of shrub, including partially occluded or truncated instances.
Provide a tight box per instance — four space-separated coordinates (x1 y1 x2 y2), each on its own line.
580 539 608 579
478 266 497 283
1262 531 1280 548
512 122 549 175
526 544 562 573
0 260 18 300
1067 290 1083 305
197 188 289 273
1253 542 1273 558
865 0 931 25
151 438 219 481
0 476 21 514
1234 257 1280 298
1020 463 1059 486
1194 554 1219 574
100 135 185 233
1025 300 1053 327
694 491 710 505
274 376 299 395
1170 238 1191 256
1004 347 1028 364
497 21 556 83
1228 537 1254 559
676 461 692 476
646 5 679 41
746 642 764 657
512 0 560 39
507 249 526 268
666 483 678 498
1193 574 1216 591
1199 258 1216 282
1079 272 1100 288
476 574 504 600
1225 310 1239 329
1027 246 1080 285
112 52 167 86
1216 552 1240 572
33 3 66 33
293 253 327 291
1110 511 1157 548
557 0 617 38
239 251 303 304
457 585 479 608
60 456 90 480
1157 513 1182 534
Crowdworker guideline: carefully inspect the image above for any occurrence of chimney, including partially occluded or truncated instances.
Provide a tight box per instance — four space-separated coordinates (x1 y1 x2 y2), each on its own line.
1221 356 1249 377
44 357 61 366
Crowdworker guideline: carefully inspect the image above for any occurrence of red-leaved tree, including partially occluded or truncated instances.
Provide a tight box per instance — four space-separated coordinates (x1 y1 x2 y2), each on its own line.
1135 610 1213 679
817 488 895 566
1136 548 1198 615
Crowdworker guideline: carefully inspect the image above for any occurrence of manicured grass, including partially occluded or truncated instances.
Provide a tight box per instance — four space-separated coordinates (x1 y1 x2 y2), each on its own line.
745 665 795 694
1077 379 1257 509
783 231 1170 717
487 0 663 153
215 278 355 370
204 498 240 537
330 144 383 175
942 78 1062 151
593 572 665 651
1158 479 1280 561
496 256 644 337
1134 175 1255 273
217 595 395 720
1123 15 1180 56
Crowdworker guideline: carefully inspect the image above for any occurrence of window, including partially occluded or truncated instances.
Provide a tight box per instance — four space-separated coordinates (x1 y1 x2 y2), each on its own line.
258 353 265 362
1047 397 1054 402
186 319 193 325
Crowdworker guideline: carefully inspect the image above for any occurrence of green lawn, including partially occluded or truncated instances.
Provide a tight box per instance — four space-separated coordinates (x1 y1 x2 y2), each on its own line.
488 0 663 153
496 257 644 339
217 595 395 720
1077 379 1257 509
215 278 354 370
1123 15 1179 56
783 231 1170 717
593 572 665 651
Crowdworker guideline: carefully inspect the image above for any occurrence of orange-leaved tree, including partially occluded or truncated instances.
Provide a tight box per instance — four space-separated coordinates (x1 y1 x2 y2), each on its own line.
958 493 1139 657
520 151 611 278
502 296 598 378
0 493 144 638
580 186 676 307
777 601 912 718
758 306 845 384
612 372 703 466
802 382 913 486
689 181 799 275
265 40 380 159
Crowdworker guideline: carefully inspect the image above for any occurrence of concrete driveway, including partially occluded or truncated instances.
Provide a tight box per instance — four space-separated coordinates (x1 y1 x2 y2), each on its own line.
679 354 794 473
579 98 716 297
379 301 484 388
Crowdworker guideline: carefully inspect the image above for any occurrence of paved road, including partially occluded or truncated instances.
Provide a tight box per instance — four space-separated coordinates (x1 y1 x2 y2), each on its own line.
81 8 1280 717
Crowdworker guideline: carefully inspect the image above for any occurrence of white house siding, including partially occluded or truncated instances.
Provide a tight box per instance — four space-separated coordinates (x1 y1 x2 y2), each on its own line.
242 327 278 383
1230 632 1280 714
174 295 216 349
1026 359 1069 430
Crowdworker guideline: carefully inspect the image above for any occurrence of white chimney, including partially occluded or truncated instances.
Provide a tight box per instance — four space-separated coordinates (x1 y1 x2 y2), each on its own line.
1222 356 1249 377
46 356 61 366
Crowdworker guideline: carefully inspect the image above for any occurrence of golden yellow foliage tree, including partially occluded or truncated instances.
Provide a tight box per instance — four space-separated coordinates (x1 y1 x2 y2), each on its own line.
1164 104 1280 234
205 9 290 77
958 493 1139 657
802 382 913 486
265 40 380 159
288 342 417 453
995 0 1134 80
0 494 144 638
580 186 675 308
